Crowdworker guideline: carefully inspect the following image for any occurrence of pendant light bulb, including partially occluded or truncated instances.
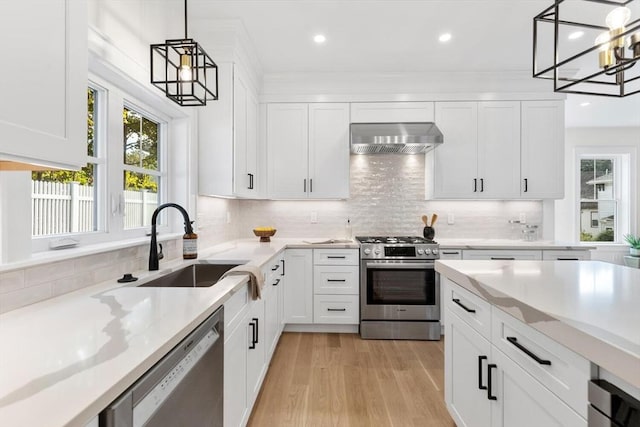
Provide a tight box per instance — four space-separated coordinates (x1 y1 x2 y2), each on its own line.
179 54 192 81
605 7 631 30
595 32 614 68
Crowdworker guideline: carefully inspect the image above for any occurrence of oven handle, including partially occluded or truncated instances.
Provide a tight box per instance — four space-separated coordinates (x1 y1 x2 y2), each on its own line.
365 262 435 269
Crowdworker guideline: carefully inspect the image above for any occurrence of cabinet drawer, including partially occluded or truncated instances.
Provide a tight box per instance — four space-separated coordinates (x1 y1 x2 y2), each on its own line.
313 295 359 324
314 266 359 294
443 277 491 339
224 283 250 332
542 250 591 261
313 249 359 266
439 249 463 260
491 308 590 418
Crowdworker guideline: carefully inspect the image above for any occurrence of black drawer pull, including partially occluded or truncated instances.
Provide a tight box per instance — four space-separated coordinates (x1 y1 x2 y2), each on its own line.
271 265 279 271
327 279 346 282
490 257 515 260
478 355 488 390
272 279 280 286
556 258 579 261
327 308 346 312
487 364 497 400
506 336 551 365
249 321 256 349
442 251 460 255
452 298 476 313
327 256 346 259
281 259 285 276
253 317 259 344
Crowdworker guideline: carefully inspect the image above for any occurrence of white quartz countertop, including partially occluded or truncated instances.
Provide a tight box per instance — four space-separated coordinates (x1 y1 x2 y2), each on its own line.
435 260 640 388
437 238 595 250
0 238 358 427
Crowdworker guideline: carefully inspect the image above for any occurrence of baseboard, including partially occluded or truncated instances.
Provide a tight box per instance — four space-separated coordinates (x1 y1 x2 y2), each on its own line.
284 324 359 333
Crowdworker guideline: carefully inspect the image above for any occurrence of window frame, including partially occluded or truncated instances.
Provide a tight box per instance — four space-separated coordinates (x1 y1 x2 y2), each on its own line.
30 72 191 253
575 147 634 245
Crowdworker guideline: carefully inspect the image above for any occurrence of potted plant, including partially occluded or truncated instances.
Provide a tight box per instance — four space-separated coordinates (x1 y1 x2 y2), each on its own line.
624 234 640 256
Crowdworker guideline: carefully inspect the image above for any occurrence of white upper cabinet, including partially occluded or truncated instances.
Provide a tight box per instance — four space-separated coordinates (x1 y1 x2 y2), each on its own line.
0 0 87 170
267 103 349 199
520 101 564 199
350 102 435 123
428 100 564 200
430 102 479 198
199 63 261 198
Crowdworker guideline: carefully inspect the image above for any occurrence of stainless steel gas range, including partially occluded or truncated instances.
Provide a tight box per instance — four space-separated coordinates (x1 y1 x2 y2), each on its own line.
357 236 441 340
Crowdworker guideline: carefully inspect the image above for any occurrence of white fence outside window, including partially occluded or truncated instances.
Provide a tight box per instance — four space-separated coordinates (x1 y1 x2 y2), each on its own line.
31 181 158 236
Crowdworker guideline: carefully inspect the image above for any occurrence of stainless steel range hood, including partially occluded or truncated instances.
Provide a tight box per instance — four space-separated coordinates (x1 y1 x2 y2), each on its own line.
350 122 444 154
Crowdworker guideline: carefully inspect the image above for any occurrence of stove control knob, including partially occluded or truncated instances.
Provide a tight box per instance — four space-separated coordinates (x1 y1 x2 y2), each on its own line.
417 248 425 255
363 248 371 255
432 248 439 255
424 248 432 255
374 249 381 256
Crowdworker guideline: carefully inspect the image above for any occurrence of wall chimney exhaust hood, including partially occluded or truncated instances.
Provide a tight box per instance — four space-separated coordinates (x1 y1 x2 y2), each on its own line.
350 122 444 154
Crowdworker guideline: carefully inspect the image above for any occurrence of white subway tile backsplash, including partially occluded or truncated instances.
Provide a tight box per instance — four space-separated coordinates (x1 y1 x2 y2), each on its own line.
0 270 25 294
25 260 76 287
0 283 52 313
52 272 94 296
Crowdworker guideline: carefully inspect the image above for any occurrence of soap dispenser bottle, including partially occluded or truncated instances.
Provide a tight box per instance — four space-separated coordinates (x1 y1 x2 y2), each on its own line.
345 218 352 240
183 221 198 259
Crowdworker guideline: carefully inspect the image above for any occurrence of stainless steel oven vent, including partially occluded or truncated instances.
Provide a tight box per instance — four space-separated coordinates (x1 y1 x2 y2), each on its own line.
350 122 444 154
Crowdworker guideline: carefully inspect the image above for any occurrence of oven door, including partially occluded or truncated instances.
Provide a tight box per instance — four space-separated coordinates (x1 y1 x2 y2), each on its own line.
361 260 439 321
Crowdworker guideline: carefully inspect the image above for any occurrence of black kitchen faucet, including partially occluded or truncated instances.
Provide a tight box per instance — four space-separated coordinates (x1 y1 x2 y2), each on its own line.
149 203 194 271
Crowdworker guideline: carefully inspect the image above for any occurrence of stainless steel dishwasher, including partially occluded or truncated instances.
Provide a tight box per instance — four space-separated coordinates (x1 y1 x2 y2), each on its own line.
101 306 224 427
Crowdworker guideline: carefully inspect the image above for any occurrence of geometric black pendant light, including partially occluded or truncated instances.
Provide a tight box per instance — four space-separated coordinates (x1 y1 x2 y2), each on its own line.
150 0 218 106
533 0 640 97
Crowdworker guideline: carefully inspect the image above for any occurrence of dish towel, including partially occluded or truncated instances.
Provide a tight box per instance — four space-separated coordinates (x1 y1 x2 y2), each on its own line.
218 264 265 300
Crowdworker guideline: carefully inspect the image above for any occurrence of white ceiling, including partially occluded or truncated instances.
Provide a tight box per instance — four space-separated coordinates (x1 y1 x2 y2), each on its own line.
191 0 640 127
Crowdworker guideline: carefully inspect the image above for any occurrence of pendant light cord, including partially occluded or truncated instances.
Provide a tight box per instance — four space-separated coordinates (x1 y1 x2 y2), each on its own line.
184 0 188 39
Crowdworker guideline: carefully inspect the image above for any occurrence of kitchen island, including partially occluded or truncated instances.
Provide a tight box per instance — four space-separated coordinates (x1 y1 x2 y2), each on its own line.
436 259 640 426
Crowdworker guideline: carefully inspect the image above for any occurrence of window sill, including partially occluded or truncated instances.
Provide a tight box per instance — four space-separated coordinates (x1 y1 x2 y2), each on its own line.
0 233 183 273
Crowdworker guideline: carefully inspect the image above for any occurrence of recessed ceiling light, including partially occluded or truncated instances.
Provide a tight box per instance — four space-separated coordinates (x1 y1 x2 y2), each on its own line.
313 34 326 44
439 33 452 43
580 102 591 107
568 31 584 40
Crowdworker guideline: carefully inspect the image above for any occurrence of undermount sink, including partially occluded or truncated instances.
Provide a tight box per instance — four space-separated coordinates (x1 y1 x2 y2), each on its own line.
139 263 240 288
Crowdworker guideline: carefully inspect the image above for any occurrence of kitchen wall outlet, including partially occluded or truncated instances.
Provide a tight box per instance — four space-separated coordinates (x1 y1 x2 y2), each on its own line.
519 213 527 224
310 211 318 224
226 211 231 224
447 214 455 225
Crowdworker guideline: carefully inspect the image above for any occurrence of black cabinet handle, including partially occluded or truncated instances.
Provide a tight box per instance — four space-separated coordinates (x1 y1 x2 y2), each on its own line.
506 336 551 365
327 279 346 282
478 355 488 390
524 178 528 193
490 257 515 260
480 178 484 192
271 264 279 271
442 251 461 255
473 178 477 192
327 255 346 259
248 173 254 190
327 308 346 312
452 298 476 313
487 364 497 400
310 178 313 193
249 321 256 349
557 258 579 261
253 317 259 344
303 179 306 192
281 259 285 276
272 279 280 286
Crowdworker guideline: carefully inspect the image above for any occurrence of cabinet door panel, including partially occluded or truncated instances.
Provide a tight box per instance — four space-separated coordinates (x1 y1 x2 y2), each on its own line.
433 103 478 198
283 249 314 323
477 102 521 198
308 103 350 199
247 301 266 406
233 69 249 196
491 348 586 427
521 101 564 199
267 104 309 198
445 309 492 427
224 321 248 427
0 0 87 169
350 102 435 122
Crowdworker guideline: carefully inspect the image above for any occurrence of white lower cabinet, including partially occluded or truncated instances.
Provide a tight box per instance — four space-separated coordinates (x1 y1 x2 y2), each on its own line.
246 299 266 406
462 250 542 260
443 277 588 427
283 249 314 323
224 313 249 427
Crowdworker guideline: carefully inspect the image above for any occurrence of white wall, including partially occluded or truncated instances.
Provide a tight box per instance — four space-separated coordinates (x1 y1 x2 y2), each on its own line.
556 127 640 264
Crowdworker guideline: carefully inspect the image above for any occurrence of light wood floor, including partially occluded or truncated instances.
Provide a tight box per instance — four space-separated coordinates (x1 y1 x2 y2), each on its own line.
247 332 455 427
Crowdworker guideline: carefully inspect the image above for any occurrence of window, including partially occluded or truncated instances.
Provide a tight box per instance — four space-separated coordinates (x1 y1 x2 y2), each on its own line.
29 72 187 252
577 150 633 244
31 88 101 237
